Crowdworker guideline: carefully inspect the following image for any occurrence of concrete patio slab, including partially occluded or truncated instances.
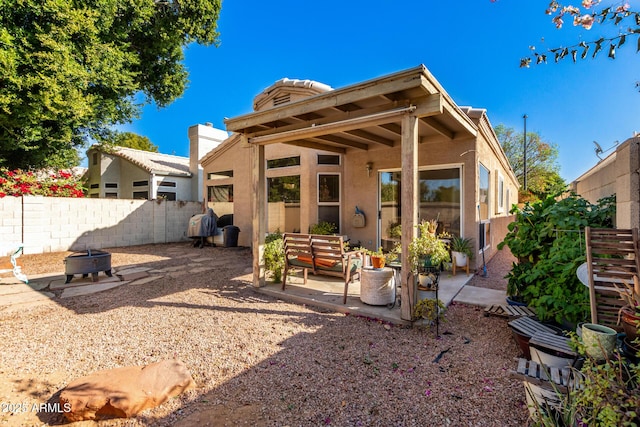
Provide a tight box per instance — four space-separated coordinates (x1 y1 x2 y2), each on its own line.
60 281 129 298
453 286 506 307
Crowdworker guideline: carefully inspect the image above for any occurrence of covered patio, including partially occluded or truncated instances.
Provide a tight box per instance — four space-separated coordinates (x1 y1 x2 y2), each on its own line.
255 268 482 326
224 64 515 322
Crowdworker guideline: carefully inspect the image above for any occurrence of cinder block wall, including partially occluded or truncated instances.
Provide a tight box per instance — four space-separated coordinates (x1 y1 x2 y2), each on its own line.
0 197 204 255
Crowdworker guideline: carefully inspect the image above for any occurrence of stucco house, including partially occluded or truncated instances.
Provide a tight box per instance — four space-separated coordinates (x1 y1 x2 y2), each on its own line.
202 65 519 320
85 124 227 201
569 135 640 229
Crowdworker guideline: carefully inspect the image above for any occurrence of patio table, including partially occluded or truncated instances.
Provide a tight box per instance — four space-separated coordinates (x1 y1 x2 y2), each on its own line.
360 267 395 306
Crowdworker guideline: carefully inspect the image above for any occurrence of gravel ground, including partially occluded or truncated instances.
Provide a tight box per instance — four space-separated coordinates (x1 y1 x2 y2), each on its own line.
0 244 528 426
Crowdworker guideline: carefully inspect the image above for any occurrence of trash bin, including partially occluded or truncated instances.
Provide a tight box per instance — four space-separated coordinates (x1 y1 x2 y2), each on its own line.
223 225 240 247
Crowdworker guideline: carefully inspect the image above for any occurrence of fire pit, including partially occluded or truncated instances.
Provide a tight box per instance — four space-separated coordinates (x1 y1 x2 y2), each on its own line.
64 249 112 284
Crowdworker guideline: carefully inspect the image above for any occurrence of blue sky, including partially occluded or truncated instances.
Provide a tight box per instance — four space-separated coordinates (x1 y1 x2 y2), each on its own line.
120 0 639 183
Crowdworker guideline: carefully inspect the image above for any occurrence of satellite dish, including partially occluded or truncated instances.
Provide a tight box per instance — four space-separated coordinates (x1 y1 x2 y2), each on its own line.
593 140 618 160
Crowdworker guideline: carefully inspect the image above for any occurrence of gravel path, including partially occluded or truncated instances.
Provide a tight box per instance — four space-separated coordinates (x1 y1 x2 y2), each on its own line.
0 244 528 426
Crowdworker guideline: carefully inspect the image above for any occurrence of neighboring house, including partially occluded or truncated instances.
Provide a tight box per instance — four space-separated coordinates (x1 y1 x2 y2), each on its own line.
569 135 640 229
85 124 227 201
203 64 519 320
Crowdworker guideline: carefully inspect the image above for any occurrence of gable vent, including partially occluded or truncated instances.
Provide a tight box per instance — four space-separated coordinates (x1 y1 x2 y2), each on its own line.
273 94 291 106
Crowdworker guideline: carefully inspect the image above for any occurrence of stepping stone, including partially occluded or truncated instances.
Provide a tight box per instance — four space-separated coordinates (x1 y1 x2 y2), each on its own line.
169 270 189 278
190 267 213 274
192 257 211 263
0 289 54 306
0 281 48 295
60 281 128 298
51 275 121 290
162 266 186 272
129 276 162 286
116 267 150 282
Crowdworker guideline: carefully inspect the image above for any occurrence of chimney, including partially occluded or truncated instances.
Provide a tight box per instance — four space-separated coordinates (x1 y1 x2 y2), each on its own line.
188 124 229 202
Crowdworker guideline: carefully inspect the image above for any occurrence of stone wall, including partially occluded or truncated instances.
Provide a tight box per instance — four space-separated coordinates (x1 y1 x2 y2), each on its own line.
0 197 204 255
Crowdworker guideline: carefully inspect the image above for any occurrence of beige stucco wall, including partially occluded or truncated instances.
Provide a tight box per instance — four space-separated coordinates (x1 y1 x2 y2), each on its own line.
202 119 519 269
571 137 640 229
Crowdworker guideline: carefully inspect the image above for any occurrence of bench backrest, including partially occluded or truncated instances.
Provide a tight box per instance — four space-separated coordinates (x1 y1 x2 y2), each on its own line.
283 233 313 261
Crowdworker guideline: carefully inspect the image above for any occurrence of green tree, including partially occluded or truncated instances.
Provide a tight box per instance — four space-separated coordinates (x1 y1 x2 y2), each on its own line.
100 132 159 152
495 124 566 200
0 0 220 170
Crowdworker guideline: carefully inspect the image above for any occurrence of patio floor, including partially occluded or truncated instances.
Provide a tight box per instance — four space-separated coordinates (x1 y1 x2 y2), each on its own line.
254 268 501 326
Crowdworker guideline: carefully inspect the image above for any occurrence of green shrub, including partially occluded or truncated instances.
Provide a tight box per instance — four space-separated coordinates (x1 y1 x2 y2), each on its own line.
498 193 616 325
264 230 284 283
309 221 337 235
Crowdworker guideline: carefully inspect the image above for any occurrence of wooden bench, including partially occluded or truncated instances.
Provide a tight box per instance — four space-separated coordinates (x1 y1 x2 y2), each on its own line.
282 233 363 304
509 358 572 394
484 304 536 318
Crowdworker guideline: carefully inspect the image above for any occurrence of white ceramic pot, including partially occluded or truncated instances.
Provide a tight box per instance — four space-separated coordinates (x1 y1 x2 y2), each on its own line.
452 251 468 268
581 323 617 361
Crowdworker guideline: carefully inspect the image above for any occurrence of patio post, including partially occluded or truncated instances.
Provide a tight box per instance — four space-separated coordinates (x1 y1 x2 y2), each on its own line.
251 139 266 287
400 113 419 321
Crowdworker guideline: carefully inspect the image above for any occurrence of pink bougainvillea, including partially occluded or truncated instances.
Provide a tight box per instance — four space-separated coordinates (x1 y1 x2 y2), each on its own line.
0 169 85 198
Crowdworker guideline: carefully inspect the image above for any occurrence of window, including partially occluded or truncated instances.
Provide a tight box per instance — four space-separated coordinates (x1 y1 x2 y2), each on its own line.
267 175 300 233
133 191 149 199
105 192 118 198
418 168 461 236
105 183 118 189
267 156 300 169
90 183 99 189
497 172 505 213
208 185 233 202
479 163 490 250
158 181 176 187
318 174 340 232
478 164 489 220
157 192 176 201
317 155 340 165
133 180 148 187
208 170 233 180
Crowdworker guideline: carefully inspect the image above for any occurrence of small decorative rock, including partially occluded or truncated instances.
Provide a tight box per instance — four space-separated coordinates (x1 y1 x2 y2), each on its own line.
59 359 196 421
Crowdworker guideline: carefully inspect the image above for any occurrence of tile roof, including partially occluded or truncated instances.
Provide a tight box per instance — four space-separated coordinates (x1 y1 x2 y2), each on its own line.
109 146 192 177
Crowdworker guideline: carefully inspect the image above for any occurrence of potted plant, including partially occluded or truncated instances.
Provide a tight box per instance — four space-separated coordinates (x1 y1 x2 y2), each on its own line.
367 247 386 269
407 220 450 272
450 235 473 269
413 297 445 325
613 275 640 342
264 231 284 283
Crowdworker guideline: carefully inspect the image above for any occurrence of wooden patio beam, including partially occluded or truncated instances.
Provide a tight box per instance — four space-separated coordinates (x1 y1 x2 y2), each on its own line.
310 134 369 150
248 101 408 139
226 67 427 132
343 129 394 147
419 116 454 140
249 105 427 146
285 139 347 154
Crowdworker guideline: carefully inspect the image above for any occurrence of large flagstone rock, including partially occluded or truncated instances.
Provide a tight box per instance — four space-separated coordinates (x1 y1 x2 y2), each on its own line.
59 359 196 421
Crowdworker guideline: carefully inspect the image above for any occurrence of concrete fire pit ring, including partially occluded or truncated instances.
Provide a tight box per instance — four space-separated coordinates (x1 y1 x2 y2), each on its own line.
64 249 112 284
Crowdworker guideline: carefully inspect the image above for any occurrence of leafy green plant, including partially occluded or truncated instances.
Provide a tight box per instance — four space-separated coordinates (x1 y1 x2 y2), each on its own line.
449 235 474 259
309 221 337 235
407 220 450 272
413 298 446 324
498 193 616 325
264 231 284 283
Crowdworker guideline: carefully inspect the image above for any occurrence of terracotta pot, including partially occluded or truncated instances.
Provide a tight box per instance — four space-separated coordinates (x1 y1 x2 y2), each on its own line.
620 306 640 342
370 255 385 269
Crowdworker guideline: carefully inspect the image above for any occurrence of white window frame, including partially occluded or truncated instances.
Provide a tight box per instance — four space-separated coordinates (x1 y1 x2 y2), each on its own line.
496 171 505 214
